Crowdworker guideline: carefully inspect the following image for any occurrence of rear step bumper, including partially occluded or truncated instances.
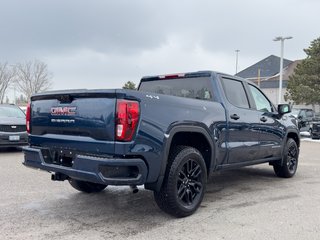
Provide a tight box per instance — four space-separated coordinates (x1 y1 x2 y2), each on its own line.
22 146 148 185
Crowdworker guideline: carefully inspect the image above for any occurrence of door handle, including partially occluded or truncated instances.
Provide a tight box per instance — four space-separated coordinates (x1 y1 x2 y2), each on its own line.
260 116 267 122
230 114 240 120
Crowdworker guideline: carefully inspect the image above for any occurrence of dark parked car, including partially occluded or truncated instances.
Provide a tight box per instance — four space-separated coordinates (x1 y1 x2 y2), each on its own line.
0 104 28 148
309 117 320 139
291 108 315 131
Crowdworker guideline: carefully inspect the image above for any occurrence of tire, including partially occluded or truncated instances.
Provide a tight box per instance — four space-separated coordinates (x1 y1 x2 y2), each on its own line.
154 146 207 218
309 129 315 139
273 138 299 178
298 122 302 131
309 129 318 140
68 179 107 193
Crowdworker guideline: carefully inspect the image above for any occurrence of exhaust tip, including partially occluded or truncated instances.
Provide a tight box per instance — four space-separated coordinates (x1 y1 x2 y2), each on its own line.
130 185 139 194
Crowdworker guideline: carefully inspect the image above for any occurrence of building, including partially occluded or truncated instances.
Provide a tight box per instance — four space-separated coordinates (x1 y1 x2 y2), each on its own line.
236 55 319 111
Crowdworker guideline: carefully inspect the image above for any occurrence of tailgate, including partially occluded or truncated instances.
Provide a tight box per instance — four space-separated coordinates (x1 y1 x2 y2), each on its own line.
30 90 117 142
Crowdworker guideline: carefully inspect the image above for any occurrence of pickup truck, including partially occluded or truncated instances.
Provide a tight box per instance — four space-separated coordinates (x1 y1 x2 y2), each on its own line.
291 108 315 131
23 71 300 217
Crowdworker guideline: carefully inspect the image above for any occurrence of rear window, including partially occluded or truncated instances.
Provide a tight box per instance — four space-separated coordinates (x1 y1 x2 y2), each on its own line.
139 77 213 100
306 110 314 117
0 106 25 118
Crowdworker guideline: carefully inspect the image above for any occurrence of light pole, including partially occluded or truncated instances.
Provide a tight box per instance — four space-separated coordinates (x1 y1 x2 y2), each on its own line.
235 49 240 74
273 36 292 104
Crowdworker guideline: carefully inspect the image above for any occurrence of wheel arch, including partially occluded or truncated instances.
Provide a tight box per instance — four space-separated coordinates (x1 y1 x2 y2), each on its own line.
147 124 216 192
286 130 300 148
277 129 300 166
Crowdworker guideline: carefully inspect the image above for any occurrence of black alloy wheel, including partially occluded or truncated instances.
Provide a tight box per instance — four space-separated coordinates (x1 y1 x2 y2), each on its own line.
154 146 207 217
286 142 298 174
177 158 203 208
273 138 299 178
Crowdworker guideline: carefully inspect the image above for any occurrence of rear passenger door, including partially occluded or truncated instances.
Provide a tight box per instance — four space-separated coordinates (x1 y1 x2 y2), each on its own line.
220 77 261 164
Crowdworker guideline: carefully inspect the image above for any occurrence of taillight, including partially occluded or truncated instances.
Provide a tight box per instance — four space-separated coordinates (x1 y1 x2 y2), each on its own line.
116 99 140 141
26 103 31 133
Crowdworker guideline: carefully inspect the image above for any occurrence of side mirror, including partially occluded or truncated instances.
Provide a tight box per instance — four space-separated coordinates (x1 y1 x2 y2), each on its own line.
278 104 291 115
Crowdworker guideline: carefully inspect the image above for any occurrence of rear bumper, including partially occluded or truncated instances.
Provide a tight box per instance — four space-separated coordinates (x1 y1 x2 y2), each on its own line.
0 132 28 147
22 146 148 186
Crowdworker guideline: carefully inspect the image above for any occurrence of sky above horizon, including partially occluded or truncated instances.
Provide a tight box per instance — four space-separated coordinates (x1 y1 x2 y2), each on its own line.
1 0 319 97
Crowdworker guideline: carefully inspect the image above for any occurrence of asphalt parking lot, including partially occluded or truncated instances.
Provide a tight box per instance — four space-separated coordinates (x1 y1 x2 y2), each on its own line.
1 140 320 240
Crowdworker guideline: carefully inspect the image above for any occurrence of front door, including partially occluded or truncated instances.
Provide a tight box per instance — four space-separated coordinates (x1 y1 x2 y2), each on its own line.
220 77 261 164
247 84 283 159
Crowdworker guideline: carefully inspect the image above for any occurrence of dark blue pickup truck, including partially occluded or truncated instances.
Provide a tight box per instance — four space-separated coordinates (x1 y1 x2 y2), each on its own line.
23 71 300 217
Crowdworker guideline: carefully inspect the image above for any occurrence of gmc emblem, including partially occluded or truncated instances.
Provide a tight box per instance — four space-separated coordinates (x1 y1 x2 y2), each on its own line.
51 106 77 116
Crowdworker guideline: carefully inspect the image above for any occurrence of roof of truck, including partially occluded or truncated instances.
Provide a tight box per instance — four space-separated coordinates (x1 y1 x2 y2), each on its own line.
141 70 242 82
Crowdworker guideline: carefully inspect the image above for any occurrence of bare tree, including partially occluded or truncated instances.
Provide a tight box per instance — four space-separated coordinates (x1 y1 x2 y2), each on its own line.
15 60 53 100
0 62 15 104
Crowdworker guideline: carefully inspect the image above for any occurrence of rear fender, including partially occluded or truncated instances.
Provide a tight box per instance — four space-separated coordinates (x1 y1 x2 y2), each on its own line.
148 124 216 191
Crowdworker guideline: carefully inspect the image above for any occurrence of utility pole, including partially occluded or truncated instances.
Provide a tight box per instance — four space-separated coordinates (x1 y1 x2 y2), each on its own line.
273 36 292 104
235 50 240 74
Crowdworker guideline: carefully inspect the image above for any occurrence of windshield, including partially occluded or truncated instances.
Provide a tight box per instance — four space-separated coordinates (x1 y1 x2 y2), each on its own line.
291 109 300 117
0 106 25 118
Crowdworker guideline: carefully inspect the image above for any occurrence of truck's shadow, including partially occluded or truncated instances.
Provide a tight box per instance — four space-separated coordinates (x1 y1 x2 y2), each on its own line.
49 167 279 216
207 166 277 194
205 167 280 202
25 166 283 238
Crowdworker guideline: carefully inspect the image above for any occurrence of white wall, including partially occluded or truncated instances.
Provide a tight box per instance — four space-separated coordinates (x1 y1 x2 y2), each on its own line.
262 88 287 105
261 87 320 112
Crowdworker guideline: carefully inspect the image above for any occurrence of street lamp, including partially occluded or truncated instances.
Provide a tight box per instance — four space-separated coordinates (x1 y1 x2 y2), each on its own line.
273 36 292 104
235 49 240 74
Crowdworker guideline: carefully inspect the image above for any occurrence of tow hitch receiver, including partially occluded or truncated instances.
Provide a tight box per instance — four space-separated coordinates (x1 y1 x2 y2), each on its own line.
51 173 69 181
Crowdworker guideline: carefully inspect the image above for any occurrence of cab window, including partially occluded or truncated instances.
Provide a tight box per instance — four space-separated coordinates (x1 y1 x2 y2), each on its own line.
249 85 273 112
221 78 249 108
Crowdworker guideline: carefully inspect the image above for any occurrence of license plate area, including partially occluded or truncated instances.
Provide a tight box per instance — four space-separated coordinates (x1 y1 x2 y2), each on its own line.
55 150 75 167
9 135 20 141
41 148 75 167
